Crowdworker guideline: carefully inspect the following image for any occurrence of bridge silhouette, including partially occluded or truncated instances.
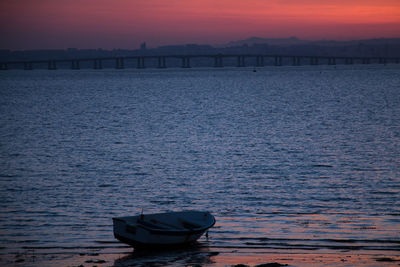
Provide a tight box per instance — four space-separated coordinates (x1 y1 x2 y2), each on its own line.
1 54 399 70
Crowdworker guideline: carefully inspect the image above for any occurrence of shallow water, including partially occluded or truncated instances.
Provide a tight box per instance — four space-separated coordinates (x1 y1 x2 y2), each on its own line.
0 66 399 260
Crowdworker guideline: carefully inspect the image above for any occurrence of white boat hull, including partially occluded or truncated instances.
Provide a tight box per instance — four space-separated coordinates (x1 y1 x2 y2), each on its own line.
113 211 215 248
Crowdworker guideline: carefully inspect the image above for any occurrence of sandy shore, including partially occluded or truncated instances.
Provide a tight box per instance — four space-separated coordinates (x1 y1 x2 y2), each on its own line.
5 247 400 267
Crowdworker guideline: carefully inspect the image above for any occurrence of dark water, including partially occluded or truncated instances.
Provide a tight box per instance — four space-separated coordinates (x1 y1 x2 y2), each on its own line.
1 66 399 258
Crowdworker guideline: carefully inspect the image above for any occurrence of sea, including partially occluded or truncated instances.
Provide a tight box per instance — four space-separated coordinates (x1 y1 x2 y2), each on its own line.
0 65 399 265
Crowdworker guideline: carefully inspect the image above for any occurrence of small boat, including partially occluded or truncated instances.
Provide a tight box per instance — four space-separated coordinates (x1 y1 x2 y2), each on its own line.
113 210 215 248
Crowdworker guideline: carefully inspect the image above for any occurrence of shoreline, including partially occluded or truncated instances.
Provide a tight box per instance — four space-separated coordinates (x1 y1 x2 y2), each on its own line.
5 247 400 267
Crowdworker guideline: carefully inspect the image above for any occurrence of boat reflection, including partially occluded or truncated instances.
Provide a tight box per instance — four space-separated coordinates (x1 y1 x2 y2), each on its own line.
113 244 218 266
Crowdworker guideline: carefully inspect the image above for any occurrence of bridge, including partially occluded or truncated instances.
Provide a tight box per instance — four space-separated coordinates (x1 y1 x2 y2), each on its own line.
1 54 399 70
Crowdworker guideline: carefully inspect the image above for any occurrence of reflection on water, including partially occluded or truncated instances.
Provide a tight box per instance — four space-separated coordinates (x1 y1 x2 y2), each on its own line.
0 66 399 262
212 213 399 251
113 245 218 266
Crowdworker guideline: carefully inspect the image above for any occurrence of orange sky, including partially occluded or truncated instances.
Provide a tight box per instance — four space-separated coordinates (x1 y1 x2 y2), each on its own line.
0 0 399 49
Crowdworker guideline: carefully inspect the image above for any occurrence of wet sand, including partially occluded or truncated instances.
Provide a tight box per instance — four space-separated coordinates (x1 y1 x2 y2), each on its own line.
5 247 400 267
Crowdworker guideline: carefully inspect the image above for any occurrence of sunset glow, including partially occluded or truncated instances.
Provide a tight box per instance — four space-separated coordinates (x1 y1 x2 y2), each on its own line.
1 0 399 49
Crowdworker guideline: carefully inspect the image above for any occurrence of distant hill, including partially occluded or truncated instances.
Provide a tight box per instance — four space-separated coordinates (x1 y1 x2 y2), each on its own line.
313 38 400 47
222 36 400 47
223 37 311 47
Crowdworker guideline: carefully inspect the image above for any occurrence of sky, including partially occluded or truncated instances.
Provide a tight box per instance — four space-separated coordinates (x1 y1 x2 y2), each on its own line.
0 0 399 50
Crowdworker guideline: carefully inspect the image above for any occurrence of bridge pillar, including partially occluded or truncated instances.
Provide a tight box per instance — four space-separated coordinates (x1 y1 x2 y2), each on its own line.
136 57 145 69
345 58 354 65
48 61 57 70
24 62 33 70
94 59 103 69
310 57 319 65
256 56 264 67
158 56 166 68
362 58 370 64
214 55 223 67
115 58 124 69
274 56 282 66
292 56 300 66
328 57 336 65
71 60 80 70
0 63 7 70
136 57 146 69
237 56 245 67
181 56 191 68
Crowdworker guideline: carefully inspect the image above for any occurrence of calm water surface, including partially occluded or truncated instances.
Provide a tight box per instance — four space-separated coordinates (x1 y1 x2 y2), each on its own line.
0 66 399 259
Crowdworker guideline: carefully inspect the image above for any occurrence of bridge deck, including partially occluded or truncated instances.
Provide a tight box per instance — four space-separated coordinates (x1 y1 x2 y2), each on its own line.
1 54 399 70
